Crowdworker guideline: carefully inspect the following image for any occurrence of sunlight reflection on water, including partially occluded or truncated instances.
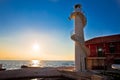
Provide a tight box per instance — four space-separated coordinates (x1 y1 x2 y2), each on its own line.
30 60 41 67
0 60 74 70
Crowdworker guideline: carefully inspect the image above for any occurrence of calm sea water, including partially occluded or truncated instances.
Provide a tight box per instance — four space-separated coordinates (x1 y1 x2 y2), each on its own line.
0 60 74 70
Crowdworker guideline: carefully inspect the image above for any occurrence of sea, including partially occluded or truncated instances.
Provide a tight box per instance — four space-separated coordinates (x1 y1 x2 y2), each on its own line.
0 60 74 70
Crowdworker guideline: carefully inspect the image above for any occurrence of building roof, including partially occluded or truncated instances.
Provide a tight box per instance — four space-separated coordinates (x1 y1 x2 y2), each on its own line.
85 34 120 44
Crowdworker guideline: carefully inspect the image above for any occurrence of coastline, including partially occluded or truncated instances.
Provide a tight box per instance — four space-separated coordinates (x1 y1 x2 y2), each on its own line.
0 67 75 80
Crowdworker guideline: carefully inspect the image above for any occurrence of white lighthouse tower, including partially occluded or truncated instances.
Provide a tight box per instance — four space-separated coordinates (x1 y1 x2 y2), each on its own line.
70 4 87 72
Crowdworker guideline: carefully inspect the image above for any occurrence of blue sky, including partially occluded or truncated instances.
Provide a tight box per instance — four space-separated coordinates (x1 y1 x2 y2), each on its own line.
0 0 120 60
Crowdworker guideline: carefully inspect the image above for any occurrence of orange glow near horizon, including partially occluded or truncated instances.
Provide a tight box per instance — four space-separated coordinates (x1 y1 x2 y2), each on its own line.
0 32 74 60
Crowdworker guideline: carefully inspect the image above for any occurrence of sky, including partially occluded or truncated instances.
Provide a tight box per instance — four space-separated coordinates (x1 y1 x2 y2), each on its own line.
0 0 120 60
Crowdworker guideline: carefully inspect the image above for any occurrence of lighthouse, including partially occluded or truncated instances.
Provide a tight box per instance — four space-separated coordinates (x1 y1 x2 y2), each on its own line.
70 4 87 72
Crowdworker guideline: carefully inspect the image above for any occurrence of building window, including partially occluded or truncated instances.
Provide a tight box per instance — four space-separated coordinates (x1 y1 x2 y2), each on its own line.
109 43 115 53
97 47 104 57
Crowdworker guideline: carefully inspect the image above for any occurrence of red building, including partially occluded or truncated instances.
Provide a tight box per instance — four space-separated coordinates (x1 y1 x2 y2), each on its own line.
85 34 120 70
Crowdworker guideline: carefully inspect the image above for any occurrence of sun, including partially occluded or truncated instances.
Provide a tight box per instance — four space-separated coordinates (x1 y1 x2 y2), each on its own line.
32 43 40 52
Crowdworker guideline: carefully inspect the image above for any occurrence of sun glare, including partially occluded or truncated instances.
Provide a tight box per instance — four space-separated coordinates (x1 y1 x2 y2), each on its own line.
32 43 40 52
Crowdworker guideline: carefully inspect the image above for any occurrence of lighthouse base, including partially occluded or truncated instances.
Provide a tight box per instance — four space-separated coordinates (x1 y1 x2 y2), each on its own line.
75 44 86 72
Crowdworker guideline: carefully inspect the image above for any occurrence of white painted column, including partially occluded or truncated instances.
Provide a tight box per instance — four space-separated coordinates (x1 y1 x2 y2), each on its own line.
75 14 86 72
70 4 87 72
